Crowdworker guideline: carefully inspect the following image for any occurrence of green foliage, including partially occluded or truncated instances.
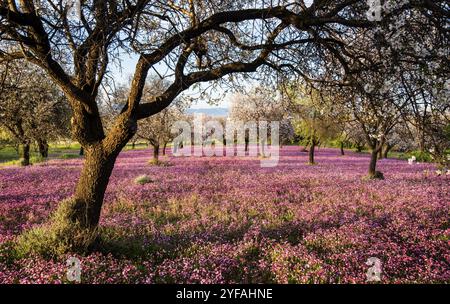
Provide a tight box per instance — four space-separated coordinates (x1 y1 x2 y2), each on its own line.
397 151 434 163
123 142 148 151
290 87 343 146
30 155 45 163
0 128 14 147
0 146 19 162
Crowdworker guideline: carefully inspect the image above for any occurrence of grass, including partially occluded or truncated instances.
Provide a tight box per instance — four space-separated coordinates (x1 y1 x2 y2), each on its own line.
0 146 21 162
0 154 47 166
0 141 82 166
0 140 152 167
123 142 149 151
14 199 98 258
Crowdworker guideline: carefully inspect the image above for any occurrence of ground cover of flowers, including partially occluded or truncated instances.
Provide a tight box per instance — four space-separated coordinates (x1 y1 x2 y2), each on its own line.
0 147 448 283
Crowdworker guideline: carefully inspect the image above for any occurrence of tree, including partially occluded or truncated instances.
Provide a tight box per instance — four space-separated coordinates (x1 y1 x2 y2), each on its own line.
137 77 185 162
400 69 450 166
343 86 408 179
138 106 184 163
0 60 70 165
345 125 367 153
378 123 415 158
229 86 290 152
103 77 185 163
336 130 350 156
289 87 341 164
279 119 295 147
0 1 445 253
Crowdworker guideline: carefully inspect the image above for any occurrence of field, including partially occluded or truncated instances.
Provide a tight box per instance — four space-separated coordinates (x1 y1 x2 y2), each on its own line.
0 146 448 283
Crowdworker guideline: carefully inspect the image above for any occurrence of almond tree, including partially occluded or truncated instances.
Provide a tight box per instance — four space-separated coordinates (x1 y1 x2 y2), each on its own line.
137 77 185 162
330 1 448 179
229 86 290 152
138 106 184 163
0 60 70 165
0 1 446 252
288 87 342 164
400 69 449 166
346 125 367 153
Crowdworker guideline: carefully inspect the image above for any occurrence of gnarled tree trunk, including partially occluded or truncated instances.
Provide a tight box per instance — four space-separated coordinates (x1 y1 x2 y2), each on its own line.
340 141 345 156
44 98 137 251
70 144 121 228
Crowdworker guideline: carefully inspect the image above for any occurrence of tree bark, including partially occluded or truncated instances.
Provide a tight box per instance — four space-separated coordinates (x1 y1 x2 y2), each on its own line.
382 144 392 159
152 144 160 162
309 141 315 164
367 147 384 179
79 147 84 156
38 139 49 158
162 142 167 156
21 142 30 166
340 142 345 155
52 103 137 238
368 149 378 177
69 144 120 229
419 129 426 153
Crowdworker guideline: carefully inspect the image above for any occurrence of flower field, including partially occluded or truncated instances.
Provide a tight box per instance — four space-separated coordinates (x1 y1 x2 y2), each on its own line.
0 147 448 283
